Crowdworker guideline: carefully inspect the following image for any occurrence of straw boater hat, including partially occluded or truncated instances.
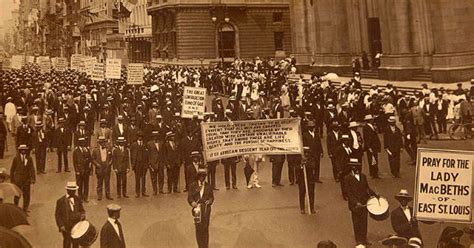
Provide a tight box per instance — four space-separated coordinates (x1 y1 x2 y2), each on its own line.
117 115 124 120
364 114 374 121
166 131 174 138
100 119 107 124
98 136 107 143
190 151 201 158
78 121 86 126
107 204 121 213
348 121 359 128
116 137 126 143
156 114 162 119
152 131 160 136
341 134 350 140
395 189 413 201
0 168 10 180
381 234 407 247
65 181 79 190
35 121 43 127
18 144 29 150
388 116 397 123
407 237 422 248
58 117 65 123
348 158 361 166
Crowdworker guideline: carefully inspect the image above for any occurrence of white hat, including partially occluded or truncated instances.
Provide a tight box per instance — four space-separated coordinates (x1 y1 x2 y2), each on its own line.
65 181 79 190
349 121 359 128
364 114 374 120
407 237 422 247
107 204 121 211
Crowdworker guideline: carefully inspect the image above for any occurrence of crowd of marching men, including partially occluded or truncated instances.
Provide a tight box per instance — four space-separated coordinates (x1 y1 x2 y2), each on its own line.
0 57 473 247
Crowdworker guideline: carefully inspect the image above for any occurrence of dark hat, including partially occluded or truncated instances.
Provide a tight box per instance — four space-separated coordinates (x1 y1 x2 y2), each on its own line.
440 226 464 241
137 131 144 137
395 189 413 201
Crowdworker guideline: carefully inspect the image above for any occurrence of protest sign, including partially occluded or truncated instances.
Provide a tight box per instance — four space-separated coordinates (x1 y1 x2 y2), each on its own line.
11 55 24 69
414 148 473 223
201 118 303 161
70 54 83 71
27 56 35 63
83 57 96 76
91 62 105 81
105 59 121 79
2 58 11 70
127 63 144 85
181 86 206 119
54 57 68 72
38 56 51 73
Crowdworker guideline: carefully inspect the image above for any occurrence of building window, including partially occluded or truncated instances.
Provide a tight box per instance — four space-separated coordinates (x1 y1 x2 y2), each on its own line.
274 32 284 51
273 12 283 23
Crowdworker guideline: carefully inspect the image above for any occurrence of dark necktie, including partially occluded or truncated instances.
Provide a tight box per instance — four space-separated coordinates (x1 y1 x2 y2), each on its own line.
115 220 123 240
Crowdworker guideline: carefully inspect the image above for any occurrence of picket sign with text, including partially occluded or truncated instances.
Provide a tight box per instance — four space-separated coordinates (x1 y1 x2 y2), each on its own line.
200 118 303 162
181 86 206 119
127 63 144 85
105 59 121 79
70 54 83 71
54 57 68 72
38 56 51 74
83 57 96 76
414 148 473 223
91 62 105 81
11 55 24 69
27 56 35 64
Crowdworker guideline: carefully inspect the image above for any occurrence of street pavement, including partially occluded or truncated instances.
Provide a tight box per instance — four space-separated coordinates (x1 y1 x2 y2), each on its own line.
1 127 473 248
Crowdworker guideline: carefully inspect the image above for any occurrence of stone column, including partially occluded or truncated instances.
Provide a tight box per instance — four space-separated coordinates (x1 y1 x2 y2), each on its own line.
289 0 312 66
378 0 423 80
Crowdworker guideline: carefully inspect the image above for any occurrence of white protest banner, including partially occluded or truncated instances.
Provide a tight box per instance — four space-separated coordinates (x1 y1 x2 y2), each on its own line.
70 54 83 71
201 118 303 162
91 62 105 81
27 56 35 63
83 57 96 76
2 58 11 70
414 148 473 223
38 56 51 73
105 58 121 79
127 63 144 85
54 57 68 72
11 55 24 69
181 86 206 119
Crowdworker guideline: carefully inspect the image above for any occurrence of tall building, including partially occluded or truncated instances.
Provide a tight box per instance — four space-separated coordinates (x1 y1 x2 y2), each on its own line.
147 0 292 66
291 0 474 82
124 0 152 63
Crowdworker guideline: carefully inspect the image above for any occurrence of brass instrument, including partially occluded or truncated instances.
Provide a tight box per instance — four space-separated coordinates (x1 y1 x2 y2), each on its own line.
193 203 202 224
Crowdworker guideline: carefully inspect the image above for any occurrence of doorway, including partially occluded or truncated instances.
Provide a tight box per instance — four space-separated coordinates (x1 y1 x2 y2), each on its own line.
367 17 382 68
218 23 236 58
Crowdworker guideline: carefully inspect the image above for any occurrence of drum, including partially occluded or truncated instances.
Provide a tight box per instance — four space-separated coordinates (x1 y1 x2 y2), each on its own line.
366 196 389 221
71 220 98 246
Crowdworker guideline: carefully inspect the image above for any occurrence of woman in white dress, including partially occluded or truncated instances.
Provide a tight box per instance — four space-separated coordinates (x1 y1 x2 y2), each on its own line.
4 97 16 132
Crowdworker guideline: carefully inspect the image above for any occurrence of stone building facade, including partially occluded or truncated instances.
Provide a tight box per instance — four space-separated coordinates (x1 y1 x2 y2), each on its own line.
147 0 292 66
291 0 474 82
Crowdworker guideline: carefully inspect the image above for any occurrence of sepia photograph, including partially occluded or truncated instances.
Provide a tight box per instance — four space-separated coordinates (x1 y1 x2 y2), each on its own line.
0 0 473 247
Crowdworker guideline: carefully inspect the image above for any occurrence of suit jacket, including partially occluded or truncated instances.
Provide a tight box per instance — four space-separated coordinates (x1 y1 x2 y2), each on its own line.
363 124 381 153
187 181 214 221
164 140 181 167
391 206 421 239
75 129 91 146
410 107 425 126
55 195 85 232
127 125 139 144
326 130 339 158
344 173 375 212
302 129 323 157
180 135 201 165
422 103 437 120
10 155 36 185
334 145 352 175
32 129 47 150
147 141 165 169
384 127 403 154
73 147 92 175
112 124 128 143
100 220 126 248
112 147 130 172
130 141 149 170
16 125 33 147
92 147 113 176
54 127 70 151
96 127 113 143
186 163 200 183
79 112 95 132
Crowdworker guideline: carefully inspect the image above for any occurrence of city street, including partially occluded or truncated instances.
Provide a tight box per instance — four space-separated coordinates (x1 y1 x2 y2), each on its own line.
1 128 473 248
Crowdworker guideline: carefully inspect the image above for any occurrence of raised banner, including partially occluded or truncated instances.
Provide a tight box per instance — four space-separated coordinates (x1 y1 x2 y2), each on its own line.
91 62 105 81
127 63 144 85
54 57 68 72
414 148 473 223
70 54 83 71
201 118 303 161
83 57 96 76
38 56 51 73
181 86 206 119
105 59 121 79
11 55 24 69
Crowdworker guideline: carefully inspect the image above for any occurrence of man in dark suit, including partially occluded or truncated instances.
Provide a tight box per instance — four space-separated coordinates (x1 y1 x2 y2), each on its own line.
147 131 166 195
130 132 149 198
16 116 33 148
296 147 316 214
271 97 284 119
390 189 422 240
11 144 36 212
302 121 324 183
435 94 448 134
73 137 92 202
384 116 403 178
92 137 113 200
0 112 7 159
363 115 381 179
188 168 214 248
186 151 202 191
55 182 85 248
326 120 340 181
100 204 126 248
80 105 95 135
222 156 238 190
112 137 130 198
270 154 286 187
75 121 91 148
344 158 377 246
181 132 202 192
55 118 70 172
422 98 438 139
112 116 128 146
33 121 47 174
335 134 353 200
164 132 181 193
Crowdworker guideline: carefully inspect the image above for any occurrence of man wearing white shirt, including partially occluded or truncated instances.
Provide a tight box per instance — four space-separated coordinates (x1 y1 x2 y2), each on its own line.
390 189 422 240
55 182 85 248
100 204 126 248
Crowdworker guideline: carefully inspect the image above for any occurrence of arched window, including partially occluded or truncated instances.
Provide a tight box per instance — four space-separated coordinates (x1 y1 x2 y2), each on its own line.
218 23 236 58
